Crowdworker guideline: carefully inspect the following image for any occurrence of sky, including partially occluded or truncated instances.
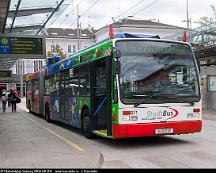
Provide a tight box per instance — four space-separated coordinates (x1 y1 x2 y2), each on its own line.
49 0 216 29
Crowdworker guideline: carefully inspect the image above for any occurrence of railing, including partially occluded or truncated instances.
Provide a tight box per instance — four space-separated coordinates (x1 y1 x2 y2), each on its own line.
163 22 216 47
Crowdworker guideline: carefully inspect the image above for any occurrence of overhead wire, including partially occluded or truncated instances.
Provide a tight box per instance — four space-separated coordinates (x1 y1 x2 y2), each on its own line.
81 0 101 16
106 0 146 25
69 0 101 28
131 0 159 16
56 0 84 27
115 0 147 21
105 0 159 26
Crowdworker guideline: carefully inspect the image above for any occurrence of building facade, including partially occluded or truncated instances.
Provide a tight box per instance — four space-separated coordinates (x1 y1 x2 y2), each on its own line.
94 19 186 42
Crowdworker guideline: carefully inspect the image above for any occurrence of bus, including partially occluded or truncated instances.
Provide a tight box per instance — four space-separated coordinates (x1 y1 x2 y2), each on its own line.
26 32 202 139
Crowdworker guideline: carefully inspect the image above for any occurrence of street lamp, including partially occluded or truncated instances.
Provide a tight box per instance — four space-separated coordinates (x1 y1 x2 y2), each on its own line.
186 0 190 30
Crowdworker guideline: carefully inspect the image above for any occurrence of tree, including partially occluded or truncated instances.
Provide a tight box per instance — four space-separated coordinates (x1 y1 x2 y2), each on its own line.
195 5 216 27
47 44 67 60
195 17 213 27
210 4 216 22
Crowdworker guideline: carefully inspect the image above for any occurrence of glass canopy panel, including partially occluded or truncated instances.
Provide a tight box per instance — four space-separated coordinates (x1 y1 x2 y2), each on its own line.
5 0 70 35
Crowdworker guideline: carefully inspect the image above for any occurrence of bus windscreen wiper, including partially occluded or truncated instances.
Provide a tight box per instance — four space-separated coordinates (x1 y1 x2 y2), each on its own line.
134 91 161 107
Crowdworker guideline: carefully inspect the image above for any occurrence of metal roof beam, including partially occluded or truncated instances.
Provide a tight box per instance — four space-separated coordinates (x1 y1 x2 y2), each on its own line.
5 24 42 33
36 0 65 35
9 0 21 33
8 7 55 17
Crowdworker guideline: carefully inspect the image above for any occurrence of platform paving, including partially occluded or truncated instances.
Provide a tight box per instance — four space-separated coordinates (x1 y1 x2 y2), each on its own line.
0 100 103 168
1 98 216 168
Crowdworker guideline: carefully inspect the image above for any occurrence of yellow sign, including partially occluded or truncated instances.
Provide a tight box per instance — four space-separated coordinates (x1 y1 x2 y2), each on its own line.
1 38 8 45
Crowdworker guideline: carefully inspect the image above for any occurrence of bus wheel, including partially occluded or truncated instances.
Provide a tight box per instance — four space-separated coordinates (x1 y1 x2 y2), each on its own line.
82 110 94 139
45 105 51 123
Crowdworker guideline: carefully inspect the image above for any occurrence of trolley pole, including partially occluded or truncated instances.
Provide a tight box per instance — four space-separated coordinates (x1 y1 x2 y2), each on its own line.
77 5 80 51
186 0 189 30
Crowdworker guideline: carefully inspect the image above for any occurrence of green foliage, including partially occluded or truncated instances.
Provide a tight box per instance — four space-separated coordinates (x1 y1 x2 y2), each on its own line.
47 44 66 60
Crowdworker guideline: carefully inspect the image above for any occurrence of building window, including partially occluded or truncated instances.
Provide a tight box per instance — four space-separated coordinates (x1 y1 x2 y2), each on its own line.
51 45 54 52
73 45 76 53
16 60 25 74
38 60 43 70
34 60 43 72
68 45 71 53
22 61 25 74
208 76 216 92
34 61 38 72
16 61 19 74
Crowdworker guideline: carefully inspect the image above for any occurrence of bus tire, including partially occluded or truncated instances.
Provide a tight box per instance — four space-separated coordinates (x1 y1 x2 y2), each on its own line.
45 105 52 123
82 109 94 139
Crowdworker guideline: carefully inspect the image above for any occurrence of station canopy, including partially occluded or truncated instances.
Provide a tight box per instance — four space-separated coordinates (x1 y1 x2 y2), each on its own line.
0 0 70 70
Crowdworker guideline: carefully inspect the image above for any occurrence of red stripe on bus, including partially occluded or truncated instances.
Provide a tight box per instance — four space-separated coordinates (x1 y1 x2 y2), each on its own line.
113 120 202 139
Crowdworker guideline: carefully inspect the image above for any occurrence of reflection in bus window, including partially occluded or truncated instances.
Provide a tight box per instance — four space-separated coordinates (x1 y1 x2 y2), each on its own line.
69 68 79 96
80 64 90 96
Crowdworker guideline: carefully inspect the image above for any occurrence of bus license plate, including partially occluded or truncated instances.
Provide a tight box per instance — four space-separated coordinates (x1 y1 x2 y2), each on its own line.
155 128 174 134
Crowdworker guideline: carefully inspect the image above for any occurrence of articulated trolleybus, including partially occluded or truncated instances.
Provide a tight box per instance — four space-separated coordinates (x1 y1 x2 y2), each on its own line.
26 33 202 139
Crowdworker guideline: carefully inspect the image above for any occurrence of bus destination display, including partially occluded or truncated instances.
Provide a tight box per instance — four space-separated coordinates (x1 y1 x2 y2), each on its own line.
0 36 45 59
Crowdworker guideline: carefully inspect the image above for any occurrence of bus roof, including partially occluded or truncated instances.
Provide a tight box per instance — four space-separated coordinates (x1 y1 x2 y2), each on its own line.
47 32 160 75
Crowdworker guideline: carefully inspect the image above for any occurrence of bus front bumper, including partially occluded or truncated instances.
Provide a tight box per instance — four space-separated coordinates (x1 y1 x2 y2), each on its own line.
112 120 202 139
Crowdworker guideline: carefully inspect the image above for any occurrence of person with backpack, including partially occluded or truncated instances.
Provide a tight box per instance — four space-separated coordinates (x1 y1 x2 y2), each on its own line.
8 89 17 112
1 91 7 112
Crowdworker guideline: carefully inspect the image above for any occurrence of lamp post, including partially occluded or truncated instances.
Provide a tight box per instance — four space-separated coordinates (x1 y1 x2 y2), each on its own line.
19 59 23 98
186 0 190 30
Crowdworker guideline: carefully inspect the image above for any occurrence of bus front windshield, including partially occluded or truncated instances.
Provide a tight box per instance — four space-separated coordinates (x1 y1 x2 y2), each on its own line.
116 40 200 104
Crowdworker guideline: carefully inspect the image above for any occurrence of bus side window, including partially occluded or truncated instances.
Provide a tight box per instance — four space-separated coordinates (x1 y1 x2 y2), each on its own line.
69 68 80 96
79 64 90 96
96 65 106 95
34 80 39 96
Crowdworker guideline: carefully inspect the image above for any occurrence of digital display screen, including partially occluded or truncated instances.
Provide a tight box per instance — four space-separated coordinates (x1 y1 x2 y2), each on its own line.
0 70 12 77
0 36 45 59
10 37 43 54
116 41 191 56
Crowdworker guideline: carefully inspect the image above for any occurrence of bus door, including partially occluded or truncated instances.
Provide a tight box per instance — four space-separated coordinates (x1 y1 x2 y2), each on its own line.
32 80 39 112
59 71 69 121
90 58 112 136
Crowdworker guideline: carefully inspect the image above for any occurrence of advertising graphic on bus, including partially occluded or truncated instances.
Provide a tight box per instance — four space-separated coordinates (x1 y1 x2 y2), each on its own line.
26 32 202 139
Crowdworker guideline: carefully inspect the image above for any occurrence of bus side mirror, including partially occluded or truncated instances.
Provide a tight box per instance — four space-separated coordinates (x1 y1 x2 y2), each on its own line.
114 61 121 74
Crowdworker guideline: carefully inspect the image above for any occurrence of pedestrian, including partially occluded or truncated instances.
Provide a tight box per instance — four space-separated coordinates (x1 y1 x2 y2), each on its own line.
8 89 17 112
6 90 11 107
1 91 7 112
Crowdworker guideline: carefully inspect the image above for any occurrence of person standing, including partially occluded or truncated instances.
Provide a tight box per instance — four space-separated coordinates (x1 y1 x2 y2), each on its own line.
8 89 17 112
6 90 11 107
1 91 7 112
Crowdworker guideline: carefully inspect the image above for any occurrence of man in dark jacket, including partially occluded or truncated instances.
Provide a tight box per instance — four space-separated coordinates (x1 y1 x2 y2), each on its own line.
8 89 17 112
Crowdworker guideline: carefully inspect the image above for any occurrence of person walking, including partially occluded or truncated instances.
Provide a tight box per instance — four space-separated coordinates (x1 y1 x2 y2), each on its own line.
6 90 11 107
8 89 17 112
1 91 7 112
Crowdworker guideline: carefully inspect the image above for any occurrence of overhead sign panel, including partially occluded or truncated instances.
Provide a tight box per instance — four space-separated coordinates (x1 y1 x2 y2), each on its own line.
0 70 12 77
0 35 46 59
